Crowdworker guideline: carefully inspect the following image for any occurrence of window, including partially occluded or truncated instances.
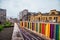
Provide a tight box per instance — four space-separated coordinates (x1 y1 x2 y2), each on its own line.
54 17 58 19
54 17 58 22
49 17 52 20
39 17 40 21
29 19 30 21
51 12 55 15
46 17 47 20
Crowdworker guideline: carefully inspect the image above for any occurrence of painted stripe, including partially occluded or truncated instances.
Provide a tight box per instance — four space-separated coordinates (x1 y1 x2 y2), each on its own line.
30 22 32 30
28 22 29 29
50 24 54 39
55 24 59 40
36 23 38 32
42 23 45 35
59 24 60 40
32 22 34 30
39 23 42 33
45 23 50 38
54 24 56 39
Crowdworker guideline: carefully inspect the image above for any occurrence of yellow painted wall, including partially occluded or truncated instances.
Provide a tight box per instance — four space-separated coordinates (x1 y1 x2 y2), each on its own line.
29 10 60 23
58 16 60 22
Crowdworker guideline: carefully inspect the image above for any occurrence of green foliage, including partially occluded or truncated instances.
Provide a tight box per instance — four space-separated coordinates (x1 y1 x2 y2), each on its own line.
0 24 3 31
0 21 12 31
4 21 12 27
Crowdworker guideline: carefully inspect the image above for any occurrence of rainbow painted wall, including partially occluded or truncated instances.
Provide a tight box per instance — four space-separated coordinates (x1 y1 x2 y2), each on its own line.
20 21 60 40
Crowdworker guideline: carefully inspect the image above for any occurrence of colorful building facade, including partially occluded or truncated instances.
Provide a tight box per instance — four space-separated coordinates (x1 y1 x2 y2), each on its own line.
20 9 60 40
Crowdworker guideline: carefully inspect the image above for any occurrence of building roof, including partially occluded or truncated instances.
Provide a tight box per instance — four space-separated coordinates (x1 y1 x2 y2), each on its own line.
57 11 60 15
0 9 6 11
22 9 60 17
41 13 49 16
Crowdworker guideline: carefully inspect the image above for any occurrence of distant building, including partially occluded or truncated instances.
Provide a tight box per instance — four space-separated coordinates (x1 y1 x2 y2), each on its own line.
19 9 28 21
30 9 60 23
0 9 6 24
19 11 22 20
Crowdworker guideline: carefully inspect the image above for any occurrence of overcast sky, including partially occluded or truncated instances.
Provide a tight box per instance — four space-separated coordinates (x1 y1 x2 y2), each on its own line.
0 0 60 18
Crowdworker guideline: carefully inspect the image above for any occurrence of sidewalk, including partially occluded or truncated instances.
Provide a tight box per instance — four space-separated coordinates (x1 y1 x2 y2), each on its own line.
11 23 24 40
0 27 13 40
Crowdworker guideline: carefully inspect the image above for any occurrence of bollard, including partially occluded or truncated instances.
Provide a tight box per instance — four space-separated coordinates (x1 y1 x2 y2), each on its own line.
34 23 35 31
25 21 27 27
20 21 23 28
41 23 45 35
32 22 34 30
53 24 56 40
55 24 59 40
45 23 50 38
55 24 60 40
26 21 28 28
20 21 21 27
34 22 36 31
29 22 30 29
50 24 54 39
28 22 30 29
23 21 25 28
30 22 32 30
38 22 39 33
25 21 28 28
36 23 38 32
39 23 41 33
59 24 60 40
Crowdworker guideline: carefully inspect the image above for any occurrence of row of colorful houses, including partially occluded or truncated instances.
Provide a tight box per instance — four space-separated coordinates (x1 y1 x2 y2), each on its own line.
20 21 60 40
